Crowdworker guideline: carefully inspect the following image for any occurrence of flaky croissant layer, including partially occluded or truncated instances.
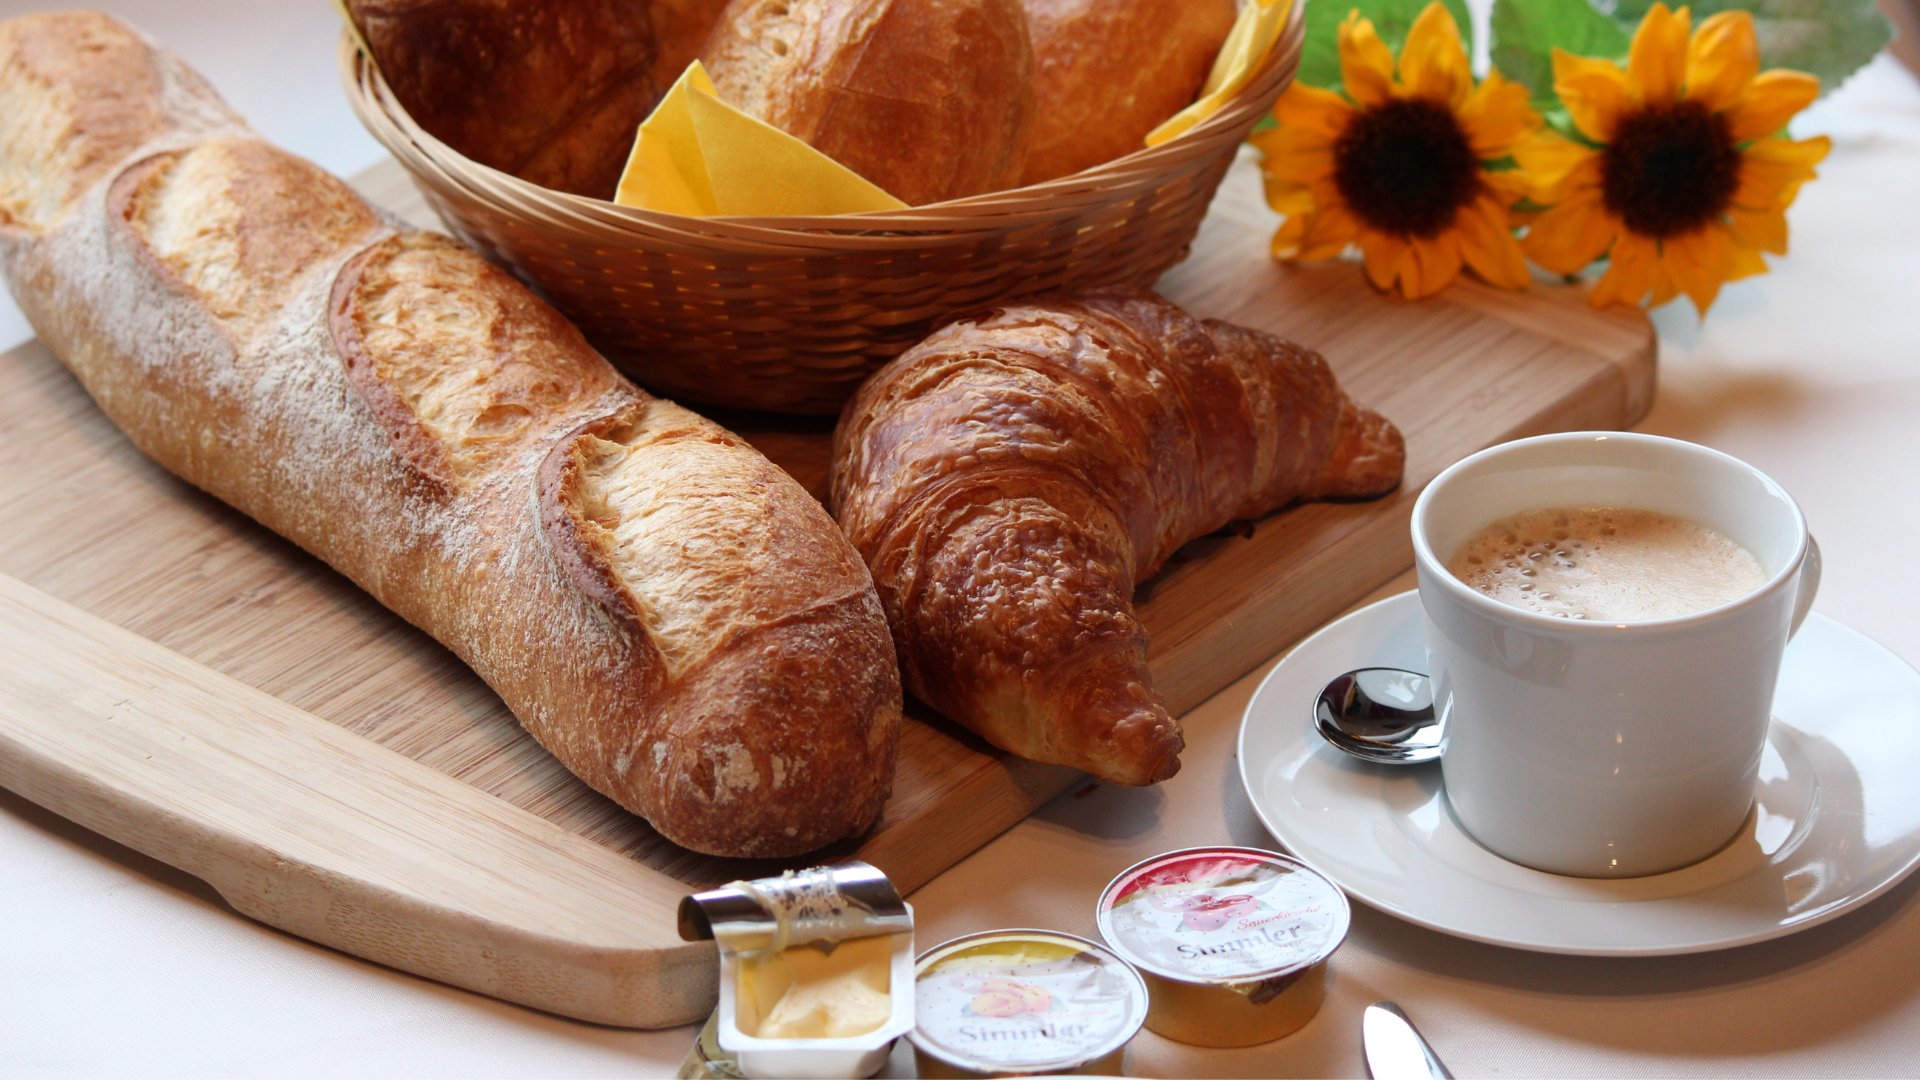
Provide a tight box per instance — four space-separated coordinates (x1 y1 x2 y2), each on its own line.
830 288 1404 785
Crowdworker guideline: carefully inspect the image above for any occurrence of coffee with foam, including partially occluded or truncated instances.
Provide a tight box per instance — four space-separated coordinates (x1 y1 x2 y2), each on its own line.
1446 507 1766 622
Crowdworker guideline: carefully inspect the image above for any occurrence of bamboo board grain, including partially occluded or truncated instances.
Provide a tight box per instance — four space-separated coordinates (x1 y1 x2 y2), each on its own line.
0 153 1654 1025
0 571 713 1027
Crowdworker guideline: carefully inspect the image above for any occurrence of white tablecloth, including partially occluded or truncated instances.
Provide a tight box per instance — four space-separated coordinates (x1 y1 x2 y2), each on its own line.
4 3 1919 1075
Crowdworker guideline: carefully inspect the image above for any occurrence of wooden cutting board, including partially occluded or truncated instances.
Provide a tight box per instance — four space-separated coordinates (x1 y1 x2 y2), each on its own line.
0 154 1654 1029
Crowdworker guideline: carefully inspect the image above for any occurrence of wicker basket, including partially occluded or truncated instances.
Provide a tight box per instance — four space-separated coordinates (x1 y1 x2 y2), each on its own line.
340 10 1304 415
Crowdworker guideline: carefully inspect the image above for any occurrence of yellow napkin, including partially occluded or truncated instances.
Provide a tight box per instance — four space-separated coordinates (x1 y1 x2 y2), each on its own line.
613 63 907 217
1146 0 1297 146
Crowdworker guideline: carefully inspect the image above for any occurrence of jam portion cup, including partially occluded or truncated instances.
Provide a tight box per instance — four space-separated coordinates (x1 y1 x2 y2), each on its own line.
1096 847 1349 1047
909 929 1148 1078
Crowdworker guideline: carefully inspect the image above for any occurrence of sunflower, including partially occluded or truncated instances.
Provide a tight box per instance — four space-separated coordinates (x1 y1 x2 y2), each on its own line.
1251 3 1540 298
1519 4 1829 313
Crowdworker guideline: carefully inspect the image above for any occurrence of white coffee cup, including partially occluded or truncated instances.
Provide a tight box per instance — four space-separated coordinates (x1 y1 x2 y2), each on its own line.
1410 432 1821 877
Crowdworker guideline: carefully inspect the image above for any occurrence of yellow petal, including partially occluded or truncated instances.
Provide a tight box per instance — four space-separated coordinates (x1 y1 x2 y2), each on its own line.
1456 196 1533 290
1726 70 1822 142
1648 262 1683 307
1513 130 1591 179
1405 231 1465 298
1628 2 1691 105
1399 2 1472 107
1261 122 1343 157
1726 205 1787 254
1358 230 1414 292
1459 70 1542 158
1297 236 1354 262
1553 51 1634 143
1662 224 1734 314
1515 130 1603 201
1591 232 1660 308
1340 11 1398 108
1685 10 1760 111
1727 241 1770 280
1299 201 1362 258
1483 169 1532 207
1271 213 1311 260
1745 132 1832 168
1271 83 1358 142
1733 135 1830 209
1523 193 1619 274
1765 135 1830 205
1261 173 1316 214
1263 145 1336 186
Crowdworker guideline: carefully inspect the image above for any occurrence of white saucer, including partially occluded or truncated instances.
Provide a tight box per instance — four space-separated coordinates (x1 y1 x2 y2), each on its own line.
1237 591 1920 956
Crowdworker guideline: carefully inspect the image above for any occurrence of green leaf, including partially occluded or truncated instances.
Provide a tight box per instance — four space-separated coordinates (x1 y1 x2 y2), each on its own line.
1597 0 1654 18
1490 0 1631 111
1296 0 1477 91
1597 0 1891 95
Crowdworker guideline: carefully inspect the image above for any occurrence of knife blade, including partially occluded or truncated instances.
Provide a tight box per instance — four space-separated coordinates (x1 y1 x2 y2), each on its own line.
1363 1000 1454 1079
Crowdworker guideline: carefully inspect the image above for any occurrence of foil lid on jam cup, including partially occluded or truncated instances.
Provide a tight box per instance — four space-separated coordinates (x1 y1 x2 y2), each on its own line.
908 929 1149 1079
680 861 915 1080
1096 846 1351 1048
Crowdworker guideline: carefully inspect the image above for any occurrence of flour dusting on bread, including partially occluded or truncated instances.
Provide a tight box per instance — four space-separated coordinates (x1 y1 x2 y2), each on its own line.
0 10 902 859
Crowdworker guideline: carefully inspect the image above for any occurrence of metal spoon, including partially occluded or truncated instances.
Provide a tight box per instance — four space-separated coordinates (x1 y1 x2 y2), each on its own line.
1313 667 1443 765
1363 1000 1454 1079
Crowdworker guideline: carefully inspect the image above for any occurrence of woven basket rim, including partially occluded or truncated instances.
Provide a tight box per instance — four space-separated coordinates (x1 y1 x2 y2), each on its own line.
340 3 1304 240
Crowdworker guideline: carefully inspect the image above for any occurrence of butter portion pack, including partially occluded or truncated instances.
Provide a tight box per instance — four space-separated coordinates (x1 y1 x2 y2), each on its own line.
680 861 915 1080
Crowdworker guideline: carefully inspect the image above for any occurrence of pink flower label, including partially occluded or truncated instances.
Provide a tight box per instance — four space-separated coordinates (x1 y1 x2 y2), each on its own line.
913 933 1144 1071
967 977 1053 1018
1099 849 1348 981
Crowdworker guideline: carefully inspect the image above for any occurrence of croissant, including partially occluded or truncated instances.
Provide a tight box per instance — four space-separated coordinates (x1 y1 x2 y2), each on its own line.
828 289 1404 785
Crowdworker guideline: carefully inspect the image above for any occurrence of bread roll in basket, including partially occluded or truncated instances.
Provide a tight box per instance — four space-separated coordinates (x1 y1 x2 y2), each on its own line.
341 0 1305 415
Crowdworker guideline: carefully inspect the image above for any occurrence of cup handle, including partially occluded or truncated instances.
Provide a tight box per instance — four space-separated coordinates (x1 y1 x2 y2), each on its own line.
1789 533 1822 640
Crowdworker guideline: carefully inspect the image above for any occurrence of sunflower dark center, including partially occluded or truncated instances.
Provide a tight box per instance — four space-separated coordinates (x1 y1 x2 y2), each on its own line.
1331 97 1480 238
1601 100 1741 238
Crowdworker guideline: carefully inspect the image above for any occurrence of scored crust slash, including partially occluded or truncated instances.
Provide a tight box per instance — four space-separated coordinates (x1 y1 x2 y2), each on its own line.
0 8 1401 861
0 10 899 859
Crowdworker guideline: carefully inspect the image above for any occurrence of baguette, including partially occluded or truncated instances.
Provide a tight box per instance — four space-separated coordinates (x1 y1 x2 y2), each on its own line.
0 11 901 859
